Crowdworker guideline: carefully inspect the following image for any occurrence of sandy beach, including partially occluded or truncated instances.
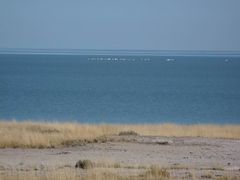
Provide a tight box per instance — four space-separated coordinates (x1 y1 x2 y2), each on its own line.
0 134 240 179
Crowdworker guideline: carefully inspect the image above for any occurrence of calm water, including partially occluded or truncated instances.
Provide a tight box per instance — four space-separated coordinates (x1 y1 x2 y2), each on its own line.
0 54 240 124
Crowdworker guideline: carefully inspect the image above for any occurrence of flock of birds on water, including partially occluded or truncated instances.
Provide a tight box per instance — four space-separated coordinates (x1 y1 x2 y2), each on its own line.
87 57 231 63
88 57 151 62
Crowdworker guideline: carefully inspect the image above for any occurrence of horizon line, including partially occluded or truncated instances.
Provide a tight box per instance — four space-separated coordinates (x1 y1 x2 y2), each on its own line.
1 48 240 56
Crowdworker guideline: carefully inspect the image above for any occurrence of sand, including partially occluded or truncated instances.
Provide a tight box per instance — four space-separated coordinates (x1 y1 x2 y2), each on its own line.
0 135 239 179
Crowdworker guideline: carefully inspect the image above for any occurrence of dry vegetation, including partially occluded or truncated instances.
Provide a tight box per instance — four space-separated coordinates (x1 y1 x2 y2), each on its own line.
0 164 238 180
0 120 240 148
0 165 170 180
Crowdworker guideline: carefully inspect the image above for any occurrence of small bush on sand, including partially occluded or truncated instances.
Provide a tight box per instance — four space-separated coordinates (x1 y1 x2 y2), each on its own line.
119 131 139 136
75 160 94 169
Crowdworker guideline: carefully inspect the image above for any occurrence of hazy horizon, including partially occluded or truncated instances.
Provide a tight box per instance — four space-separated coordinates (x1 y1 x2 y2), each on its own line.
1 0 240 51
1 48 240 56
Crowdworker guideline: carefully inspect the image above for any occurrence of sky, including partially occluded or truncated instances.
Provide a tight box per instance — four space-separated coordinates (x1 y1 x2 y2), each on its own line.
0 0 240 51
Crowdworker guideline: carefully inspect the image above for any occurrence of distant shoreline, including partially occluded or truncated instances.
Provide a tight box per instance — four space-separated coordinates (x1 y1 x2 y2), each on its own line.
1 48 240 56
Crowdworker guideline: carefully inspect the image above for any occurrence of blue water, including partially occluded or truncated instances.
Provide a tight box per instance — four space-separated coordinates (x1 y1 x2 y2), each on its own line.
0 54 240 124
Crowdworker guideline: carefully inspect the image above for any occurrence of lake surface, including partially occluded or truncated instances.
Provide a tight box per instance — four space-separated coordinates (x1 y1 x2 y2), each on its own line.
0 54 240 124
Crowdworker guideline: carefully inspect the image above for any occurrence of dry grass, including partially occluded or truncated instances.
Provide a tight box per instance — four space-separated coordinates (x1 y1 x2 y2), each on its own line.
0 159 238 180
1 167 238 180
0 121 240 148
0 165 170 180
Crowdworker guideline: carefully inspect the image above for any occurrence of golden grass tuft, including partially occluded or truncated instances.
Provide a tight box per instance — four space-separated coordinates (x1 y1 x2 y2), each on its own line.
0 120 239 148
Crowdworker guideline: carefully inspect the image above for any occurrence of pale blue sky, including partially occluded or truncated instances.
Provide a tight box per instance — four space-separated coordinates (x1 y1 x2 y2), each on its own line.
0 0 240 51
